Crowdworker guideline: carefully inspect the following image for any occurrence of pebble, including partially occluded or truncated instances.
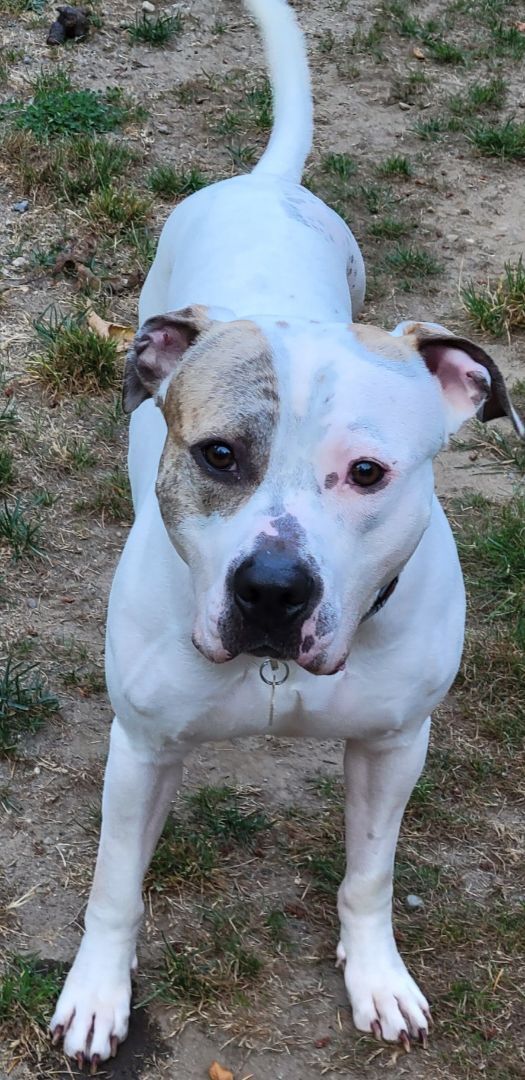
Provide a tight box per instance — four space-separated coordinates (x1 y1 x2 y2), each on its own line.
13 199 29 213
23 55 32 64
12 255 29 268
142 1 155 10
405 893 425 911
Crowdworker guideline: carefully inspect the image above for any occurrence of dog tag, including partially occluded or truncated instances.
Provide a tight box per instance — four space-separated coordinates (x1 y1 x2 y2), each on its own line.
259 659 289 728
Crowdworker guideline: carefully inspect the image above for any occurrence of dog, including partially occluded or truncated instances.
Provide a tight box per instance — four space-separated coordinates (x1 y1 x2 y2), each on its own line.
50 0 524 1067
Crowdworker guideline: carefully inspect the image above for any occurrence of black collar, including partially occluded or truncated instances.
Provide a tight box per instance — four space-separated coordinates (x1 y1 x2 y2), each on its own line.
361 576 399 623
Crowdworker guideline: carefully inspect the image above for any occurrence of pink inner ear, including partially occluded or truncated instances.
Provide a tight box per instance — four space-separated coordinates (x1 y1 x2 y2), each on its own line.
149 328 181 352
422 343 491 422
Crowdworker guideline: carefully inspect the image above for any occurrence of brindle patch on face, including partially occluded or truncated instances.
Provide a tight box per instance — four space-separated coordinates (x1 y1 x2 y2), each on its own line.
324 471 339 489
156 321 279 535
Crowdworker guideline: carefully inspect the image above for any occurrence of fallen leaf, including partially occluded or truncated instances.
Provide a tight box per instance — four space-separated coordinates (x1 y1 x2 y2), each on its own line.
209 1062 234 1080
412 46 425 59
515 20 525 32
86 308 135 352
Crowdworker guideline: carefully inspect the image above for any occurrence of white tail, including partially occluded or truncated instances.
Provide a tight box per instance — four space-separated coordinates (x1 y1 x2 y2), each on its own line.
244 0 313 183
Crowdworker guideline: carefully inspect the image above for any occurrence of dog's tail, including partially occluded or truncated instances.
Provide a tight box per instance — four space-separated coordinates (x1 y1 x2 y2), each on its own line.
244 0 313 183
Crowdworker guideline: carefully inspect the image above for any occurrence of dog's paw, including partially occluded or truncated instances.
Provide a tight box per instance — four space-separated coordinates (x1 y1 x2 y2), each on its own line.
337 940 430 1047
50 938 133 1066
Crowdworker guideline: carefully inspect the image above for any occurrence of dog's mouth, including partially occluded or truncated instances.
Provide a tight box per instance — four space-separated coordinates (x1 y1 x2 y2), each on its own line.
248 643 289 659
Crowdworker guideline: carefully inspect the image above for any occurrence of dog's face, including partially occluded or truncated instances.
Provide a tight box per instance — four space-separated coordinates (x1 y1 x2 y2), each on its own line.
124 308 523 675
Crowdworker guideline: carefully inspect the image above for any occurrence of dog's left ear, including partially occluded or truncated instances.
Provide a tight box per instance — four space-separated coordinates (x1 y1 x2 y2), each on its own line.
393 321 525 438
123 305 212 413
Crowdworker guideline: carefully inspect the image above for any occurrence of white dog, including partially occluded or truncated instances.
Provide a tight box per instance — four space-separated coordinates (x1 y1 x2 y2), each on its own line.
50 0 523 1068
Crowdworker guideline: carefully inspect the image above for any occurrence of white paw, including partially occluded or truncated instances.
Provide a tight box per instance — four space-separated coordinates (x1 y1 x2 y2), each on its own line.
50 937 133 1065
337 940 430 1045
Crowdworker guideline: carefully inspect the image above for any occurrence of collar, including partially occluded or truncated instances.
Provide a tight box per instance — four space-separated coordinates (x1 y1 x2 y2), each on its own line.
361 575 399 623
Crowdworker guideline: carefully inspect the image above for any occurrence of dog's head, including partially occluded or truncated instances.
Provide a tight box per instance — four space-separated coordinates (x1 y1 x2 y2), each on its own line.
123 307 523 675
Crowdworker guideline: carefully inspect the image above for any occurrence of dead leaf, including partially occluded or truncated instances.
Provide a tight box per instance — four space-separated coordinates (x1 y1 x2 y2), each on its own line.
412 46 425 60
515 20 525 32
209 1062 234 1080
86 308 135 352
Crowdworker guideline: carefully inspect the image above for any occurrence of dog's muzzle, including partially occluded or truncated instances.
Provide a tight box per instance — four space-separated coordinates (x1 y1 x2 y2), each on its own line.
233 551 315 656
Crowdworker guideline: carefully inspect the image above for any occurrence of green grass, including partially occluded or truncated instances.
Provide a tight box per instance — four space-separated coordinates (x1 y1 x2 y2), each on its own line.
360 183 394 215
413 116 445 141
0 447 14 492
2 130 138 201
455 496 525 645
86 184 151 233
378 154 413 177
384 244 442 285
32 308 120 395
322 152 357 180
52 435 96 473
149 917 262 1008
149 786 271 892
7 69 135 140
0 500 42 560
369 215 411 239
127 11 183 46
427 38 467 64
148 164 207 199
0 398 19 434
0 955 62 1031
75 467 132 523
448 77 507 118
244 78 273 130
490 20 525 60
0 656 58 752
461 257 525 334
469 119 525 159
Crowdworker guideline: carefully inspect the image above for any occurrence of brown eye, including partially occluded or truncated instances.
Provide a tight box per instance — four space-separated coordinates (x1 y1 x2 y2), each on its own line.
349 460 386 488
202 442 237 472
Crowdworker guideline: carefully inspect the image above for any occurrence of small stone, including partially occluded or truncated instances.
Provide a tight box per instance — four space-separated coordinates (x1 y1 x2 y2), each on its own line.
27 598 38 609
405 893 424 911
13 199 29 213
142 1 155 10
23 55 32 64
445 233 459 242
398 101 411 110
12 255 29 268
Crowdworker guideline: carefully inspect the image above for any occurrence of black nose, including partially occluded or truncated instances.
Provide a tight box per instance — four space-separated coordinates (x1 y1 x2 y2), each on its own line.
233 552 314 631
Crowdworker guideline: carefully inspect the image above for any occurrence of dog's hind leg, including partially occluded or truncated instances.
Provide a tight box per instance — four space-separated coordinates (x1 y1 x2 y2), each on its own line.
50 717 183 1067
337 718 431 1048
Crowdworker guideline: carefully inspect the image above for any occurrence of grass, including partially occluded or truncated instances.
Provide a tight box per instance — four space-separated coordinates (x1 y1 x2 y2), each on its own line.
0 500 42 560
461 257 525 335
86 184 151 233
413 116 445 141
322 152 357 180
127 11 183 46
0 655 58 752
469 119 525 159
52 435 96 473
148 786 271 893
448 77 507 119
0 447 14 492
369 215 411 239
148 164 207 199
455 495 525 645
384 245 442 286
378 154 413 177
5 69 135 140
149 909 263 1009
2 130 138 201
0 955 62 1043
75 467 132 523
31 308 120 395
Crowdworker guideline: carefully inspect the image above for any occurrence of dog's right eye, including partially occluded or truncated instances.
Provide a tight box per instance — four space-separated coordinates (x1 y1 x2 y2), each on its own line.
199 441 238 474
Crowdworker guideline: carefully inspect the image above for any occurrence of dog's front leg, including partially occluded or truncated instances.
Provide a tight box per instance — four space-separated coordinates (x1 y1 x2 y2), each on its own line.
337 718 431 1047
50 717 183 1066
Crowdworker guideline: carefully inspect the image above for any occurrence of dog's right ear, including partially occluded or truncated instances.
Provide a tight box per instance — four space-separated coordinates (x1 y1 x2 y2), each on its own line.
123 305 212 413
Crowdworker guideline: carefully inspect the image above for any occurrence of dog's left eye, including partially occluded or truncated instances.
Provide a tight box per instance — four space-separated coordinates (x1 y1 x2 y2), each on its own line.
349 460 386 488
201 441 238 473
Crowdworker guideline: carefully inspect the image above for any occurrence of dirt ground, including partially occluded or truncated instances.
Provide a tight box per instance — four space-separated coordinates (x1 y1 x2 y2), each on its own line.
0 0 524 1078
